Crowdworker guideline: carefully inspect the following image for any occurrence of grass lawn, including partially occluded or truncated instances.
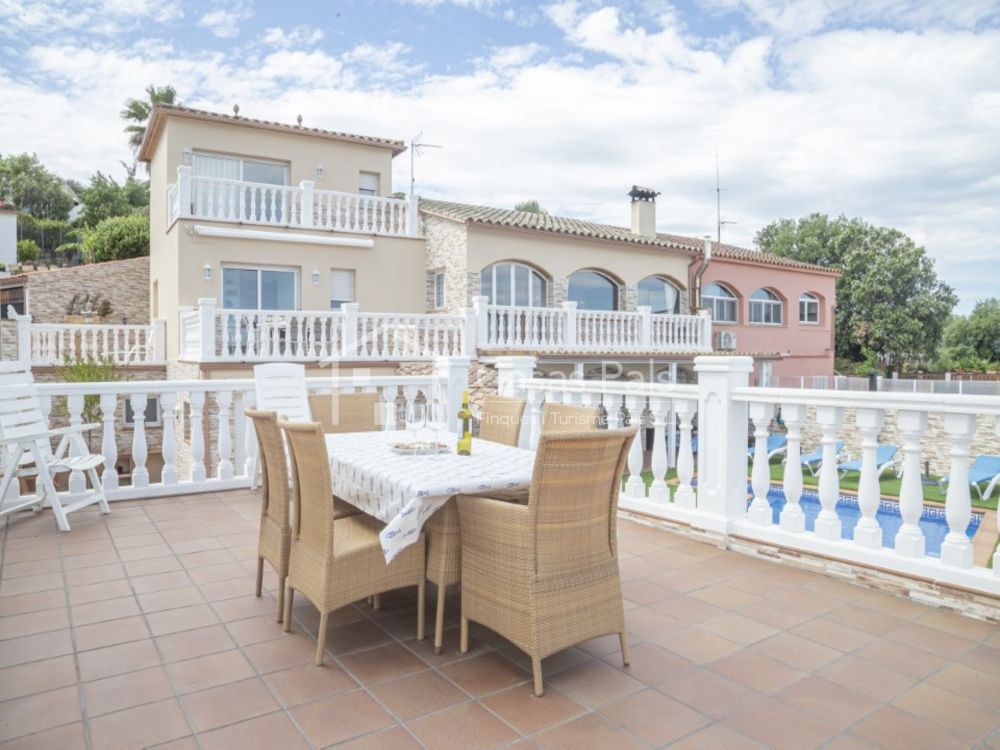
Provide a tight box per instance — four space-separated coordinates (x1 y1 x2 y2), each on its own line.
632 461 998 512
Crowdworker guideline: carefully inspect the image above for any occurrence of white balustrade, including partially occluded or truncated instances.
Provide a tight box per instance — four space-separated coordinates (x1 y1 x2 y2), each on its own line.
623 395 645 499
23 320 164 366
189 390 207 483
161 391 178 485
778 404 806 533
941 413 976 568
129 393 150 489
747 402 773 525
648 398 670 502
99 393 119 492
854 408 885 549
814 406 843 541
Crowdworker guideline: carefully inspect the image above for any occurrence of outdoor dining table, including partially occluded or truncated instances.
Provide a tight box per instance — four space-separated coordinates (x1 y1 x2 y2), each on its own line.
325 430 536 562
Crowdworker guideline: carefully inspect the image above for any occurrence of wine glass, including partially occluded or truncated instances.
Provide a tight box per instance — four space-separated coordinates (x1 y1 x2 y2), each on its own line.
405 401 426 444
425 400 449 454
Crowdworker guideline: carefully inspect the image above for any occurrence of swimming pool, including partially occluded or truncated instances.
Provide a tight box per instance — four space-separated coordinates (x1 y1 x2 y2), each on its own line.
760 485 982 557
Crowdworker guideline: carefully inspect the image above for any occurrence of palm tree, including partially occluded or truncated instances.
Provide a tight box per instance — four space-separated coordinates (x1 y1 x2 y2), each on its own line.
121 85 178 157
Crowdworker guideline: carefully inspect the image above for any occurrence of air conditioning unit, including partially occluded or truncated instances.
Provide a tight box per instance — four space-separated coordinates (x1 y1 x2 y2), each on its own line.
715 331 738 351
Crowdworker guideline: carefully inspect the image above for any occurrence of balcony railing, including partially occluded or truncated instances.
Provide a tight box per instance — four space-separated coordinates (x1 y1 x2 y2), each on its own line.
167 166 419 237
500 356 1000 598
4 308 166 366
178 298 711 362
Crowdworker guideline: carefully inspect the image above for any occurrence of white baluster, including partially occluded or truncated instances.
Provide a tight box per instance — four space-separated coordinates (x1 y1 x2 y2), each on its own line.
190 390 206 483
526 389 542 449
605 394 623 429
67 393 86 494
241 390 257 476
99 393 119 491
161 391 178 485
895 410 927 557
129 393 149 488
814 406 844 540
747 402 773 525
941 413 976 567
853 407 886 549
216 390 233 480
674 398 696 508
778 404 806 532
648 397 669 502
623 395 646 499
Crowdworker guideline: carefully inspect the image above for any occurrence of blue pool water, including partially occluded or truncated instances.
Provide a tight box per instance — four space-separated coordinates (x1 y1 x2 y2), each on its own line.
760 485 982 557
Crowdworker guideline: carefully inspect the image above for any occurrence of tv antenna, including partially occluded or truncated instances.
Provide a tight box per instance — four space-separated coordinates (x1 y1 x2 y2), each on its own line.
713 149 736 244
410 132 443 197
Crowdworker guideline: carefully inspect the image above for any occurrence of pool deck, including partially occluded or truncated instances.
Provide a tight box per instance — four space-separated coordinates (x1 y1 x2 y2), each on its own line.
2 490 1000 749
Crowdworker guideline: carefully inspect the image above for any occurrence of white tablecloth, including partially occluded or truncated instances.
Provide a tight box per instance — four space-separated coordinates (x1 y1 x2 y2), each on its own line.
326 431 535 562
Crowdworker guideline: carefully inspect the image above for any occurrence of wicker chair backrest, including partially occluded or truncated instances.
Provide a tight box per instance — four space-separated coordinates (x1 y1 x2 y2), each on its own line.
479 395 526 446
540 402 600 434
308 392 382 434
245 409 289 527
280 420 335 557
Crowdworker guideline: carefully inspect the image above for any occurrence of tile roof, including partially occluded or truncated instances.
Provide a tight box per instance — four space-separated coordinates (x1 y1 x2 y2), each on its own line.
137 105 407 162
419 198 838 274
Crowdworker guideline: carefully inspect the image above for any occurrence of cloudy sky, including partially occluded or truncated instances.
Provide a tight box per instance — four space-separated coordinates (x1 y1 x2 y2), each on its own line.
1 0 998 310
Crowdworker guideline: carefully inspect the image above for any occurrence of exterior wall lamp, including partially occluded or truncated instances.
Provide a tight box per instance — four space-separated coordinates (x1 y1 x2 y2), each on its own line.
181 147 192 166
203 263 213 283
315 163 324 179
311 269 321 286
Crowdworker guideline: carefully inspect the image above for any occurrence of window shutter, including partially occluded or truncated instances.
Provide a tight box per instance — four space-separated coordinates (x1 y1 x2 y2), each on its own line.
331 270 355 307
359 172 380 195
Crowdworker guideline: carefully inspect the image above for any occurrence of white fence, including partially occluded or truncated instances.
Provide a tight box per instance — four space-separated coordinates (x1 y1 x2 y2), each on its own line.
3 369 460 508
771 374 1000 396
503 356 1000 597
167 166 419 238
5 309 166 366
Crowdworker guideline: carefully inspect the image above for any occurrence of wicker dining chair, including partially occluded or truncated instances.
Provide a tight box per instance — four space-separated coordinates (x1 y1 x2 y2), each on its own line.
457 427 637 696
279 419 426 665
309 392 383 434
541 402 600 434
246 409 360 622
478 394 526 446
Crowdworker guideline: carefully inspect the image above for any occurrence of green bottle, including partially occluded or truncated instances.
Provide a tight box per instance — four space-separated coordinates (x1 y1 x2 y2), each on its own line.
457 390 472 456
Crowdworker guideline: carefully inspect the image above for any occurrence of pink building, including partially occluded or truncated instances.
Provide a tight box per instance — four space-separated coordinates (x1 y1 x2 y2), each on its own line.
690 246 839 384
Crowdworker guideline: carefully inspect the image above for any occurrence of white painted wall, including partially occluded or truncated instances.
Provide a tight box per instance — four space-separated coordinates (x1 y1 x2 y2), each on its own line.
0 211 15 271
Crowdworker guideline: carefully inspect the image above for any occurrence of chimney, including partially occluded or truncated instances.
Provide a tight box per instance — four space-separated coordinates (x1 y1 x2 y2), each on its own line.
629 185 659 238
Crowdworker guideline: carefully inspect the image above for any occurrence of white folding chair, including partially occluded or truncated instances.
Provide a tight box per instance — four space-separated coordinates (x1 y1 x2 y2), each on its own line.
0 361 110 531
249 363 312 489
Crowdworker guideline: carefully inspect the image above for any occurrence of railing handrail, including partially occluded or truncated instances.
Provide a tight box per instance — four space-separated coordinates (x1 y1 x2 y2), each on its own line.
31 322 155 332
733 385 1000 416
519 377 698 399
188 174 410 207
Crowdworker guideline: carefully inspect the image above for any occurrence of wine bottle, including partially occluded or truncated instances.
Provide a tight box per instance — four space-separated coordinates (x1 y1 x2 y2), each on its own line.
457 389 472 456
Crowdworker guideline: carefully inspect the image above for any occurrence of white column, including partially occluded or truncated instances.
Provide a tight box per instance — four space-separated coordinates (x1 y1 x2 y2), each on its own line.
160 391 178 485
197 297 217 361
461 306 478 358
673 398 696 509
99 393 119 491
941 412 976 568
814 405 844 540
637 305 652 348
693 356 753 528
129 393 149 488
526 389 542 450
698 309 712 351
746 402 773 525
472 296 489 347
778 403 806 532
67 394 86 494
895 409 927 558
177 165 192 219
216 390 234 480
299 180 314 228
854 407 886 549
151 319 167 363
648 397 670 502
407 193 419 236
624 395 645 499
495 356 537 399
189 390 207 483
434 356 470 433
14 311 31 365
562 301 577 347
241 390 257 475
341 302 359 358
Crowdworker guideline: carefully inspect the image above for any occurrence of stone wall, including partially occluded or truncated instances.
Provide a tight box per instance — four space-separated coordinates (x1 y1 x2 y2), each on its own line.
798 406 1000 478
422 216 468 313
14 257 150 324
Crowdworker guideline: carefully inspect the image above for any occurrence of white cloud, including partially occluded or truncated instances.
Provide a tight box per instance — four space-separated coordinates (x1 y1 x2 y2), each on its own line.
198 5 252 39
262 25 324 49
0 0 182 36
1 4 997 310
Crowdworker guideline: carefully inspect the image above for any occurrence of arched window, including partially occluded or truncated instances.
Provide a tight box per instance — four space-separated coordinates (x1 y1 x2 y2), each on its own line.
749 288 783 325
703 282 737 323
638 276 681 314
480 262 547 307
799 293 820 324
568 270 618 311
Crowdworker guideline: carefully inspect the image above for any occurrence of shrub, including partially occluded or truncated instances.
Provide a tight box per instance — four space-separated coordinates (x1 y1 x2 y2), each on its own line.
16 238 40 264
82 214 149 263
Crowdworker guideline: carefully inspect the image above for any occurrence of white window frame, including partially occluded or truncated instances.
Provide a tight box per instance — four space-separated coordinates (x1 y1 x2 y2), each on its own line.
703 282 737 324
193 151 289 185
480 263 547 307
799 293 820 325
330 268 356 309
749 288 783 326
433 272 446 309
358 171 380 197
221 264 299 311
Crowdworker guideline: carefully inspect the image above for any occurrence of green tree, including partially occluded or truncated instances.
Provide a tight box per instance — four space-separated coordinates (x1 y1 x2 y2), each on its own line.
16 238 40 264
514 199 547 214
121 85 178 157
77 169 149 228
82 214 149 263
755 214 957 370
16 214 77 253
0 153 74 219
938 299 1000 369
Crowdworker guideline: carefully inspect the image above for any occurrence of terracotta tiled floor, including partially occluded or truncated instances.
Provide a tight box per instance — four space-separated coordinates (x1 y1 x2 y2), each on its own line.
1 491 999 749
